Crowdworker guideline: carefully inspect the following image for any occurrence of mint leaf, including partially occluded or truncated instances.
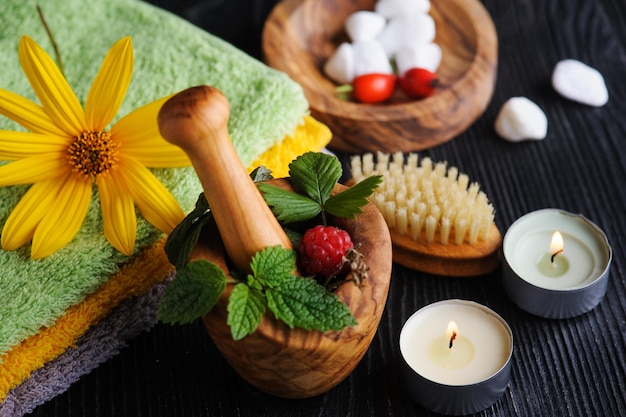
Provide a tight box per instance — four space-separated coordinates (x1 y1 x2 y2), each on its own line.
324 175 383 219
227 283 266 340
257 182 321 223
266 276 357 331
158 260 226 325
164 193 212 269
288 152 341 205
250 246 297 287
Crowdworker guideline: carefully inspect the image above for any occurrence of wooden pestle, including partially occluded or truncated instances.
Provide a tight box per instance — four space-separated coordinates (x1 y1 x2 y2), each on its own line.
157 86 292 273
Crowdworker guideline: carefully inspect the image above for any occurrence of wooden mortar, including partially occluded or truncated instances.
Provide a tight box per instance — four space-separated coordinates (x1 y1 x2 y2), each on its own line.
158 86 393 398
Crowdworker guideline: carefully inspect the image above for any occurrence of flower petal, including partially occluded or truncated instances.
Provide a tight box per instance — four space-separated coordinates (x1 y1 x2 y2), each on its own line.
85 37 133 131
111 96 191 168
18 36 87 136
118 156 184 233
1 180 59 251
0 153 68 186
97 173 136 256
0 89 67 136
30 172 92 259
0 131 69 160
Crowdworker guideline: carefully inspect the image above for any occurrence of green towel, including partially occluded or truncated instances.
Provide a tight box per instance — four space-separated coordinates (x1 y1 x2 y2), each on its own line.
0 0 309 357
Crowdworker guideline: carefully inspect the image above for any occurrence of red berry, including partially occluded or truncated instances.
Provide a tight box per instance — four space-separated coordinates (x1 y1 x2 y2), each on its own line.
298 225 354 277
352 73 397 103
399 67 438 98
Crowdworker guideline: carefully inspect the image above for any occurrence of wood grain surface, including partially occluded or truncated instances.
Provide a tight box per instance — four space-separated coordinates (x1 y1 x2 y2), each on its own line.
30 0 626 416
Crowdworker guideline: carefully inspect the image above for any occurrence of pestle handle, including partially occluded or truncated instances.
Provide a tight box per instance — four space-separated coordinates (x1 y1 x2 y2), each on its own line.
158 86 292 272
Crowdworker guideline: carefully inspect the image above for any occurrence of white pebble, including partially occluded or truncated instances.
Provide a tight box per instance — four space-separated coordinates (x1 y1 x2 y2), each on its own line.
377 13 436 57
375 0 431 19
352 40 394 77
494 97 548 142
395 43 442 75
345 11 387 42
551 59 608 107
323 42 355 84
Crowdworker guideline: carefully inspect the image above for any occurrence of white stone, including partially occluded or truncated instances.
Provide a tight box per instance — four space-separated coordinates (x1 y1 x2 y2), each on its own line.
352 40 394 77
375 0 431 19
345 11 386 42
494 97 548 142
395 43 442 75
551 59 608 107
377 12 436 57
323 42 355 84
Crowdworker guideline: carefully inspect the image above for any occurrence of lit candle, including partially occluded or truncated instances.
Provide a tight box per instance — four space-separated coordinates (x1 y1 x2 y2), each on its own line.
503 209 612 318
535 231 569 277
427 321 474 370
399 300 513 415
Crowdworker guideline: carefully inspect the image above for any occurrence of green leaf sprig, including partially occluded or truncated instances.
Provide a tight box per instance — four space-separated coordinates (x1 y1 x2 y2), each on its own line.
157 259 227 325
257 152 382 225
158 152 380 340
158 246 356 340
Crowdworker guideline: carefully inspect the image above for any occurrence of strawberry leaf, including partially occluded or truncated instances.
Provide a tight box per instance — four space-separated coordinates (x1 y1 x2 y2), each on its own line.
259 152 380 226
288 152 341 205
324 175 383 219
257 183 321 223
266 275 357 331
157 260 226 325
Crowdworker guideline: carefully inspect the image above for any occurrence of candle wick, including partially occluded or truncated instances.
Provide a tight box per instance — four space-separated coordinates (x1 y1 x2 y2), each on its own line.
449 331 457 349
551 249 564 264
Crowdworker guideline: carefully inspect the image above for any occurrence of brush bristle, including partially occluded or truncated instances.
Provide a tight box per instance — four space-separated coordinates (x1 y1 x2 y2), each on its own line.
351 152 495 245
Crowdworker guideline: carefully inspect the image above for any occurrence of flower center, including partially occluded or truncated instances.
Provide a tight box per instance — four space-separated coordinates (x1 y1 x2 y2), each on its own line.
67 131 119 177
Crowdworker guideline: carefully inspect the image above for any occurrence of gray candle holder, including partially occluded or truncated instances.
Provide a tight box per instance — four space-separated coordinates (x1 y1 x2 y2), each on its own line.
502 209 612 319
399 300 513 415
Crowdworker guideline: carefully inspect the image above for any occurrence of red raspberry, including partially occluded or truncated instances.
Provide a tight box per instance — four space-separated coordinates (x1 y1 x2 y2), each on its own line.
298 225 354 277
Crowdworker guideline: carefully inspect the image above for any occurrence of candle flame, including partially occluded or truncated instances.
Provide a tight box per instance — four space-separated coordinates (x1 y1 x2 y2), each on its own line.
446 321 458 348
550 231 564 253
446 321 458 338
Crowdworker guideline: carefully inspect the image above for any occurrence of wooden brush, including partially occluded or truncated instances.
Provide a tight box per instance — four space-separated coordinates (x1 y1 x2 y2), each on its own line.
350 152 501 276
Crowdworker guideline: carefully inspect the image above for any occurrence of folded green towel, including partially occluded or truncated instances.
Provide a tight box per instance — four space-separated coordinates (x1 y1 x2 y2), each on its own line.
0 0 309 358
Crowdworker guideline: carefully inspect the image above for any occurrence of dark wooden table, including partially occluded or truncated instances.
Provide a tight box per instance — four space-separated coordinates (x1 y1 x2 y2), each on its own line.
32 0 626 416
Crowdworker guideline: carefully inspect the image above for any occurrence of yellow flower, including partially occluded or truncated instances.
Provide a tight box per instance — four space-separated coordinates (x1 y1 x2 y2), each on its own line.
0 35 191 259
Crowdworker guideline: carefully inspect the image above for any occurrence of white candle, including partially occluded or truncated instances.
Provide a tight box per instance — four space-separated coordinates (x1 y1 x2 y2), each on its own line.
504 210 608 290
535 231 569 277
502 209 612 318
400 300 512 386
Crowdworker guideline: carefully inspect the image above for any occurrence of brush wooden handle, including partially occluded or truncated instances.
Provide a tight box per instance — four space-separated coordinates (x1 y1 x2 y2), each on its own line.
390 224 502 277
158 86 292 272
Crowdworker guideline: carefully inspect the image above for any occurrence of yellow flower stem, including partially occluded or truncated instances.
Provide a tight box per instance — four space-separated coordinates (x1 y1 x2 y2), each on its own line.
36 5 65 77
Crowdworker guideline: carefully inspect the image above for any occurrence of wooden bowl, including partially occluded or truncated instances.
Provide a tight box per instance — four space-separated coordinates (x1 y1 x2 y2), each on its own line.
192 179 393 399
262 0 498 153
